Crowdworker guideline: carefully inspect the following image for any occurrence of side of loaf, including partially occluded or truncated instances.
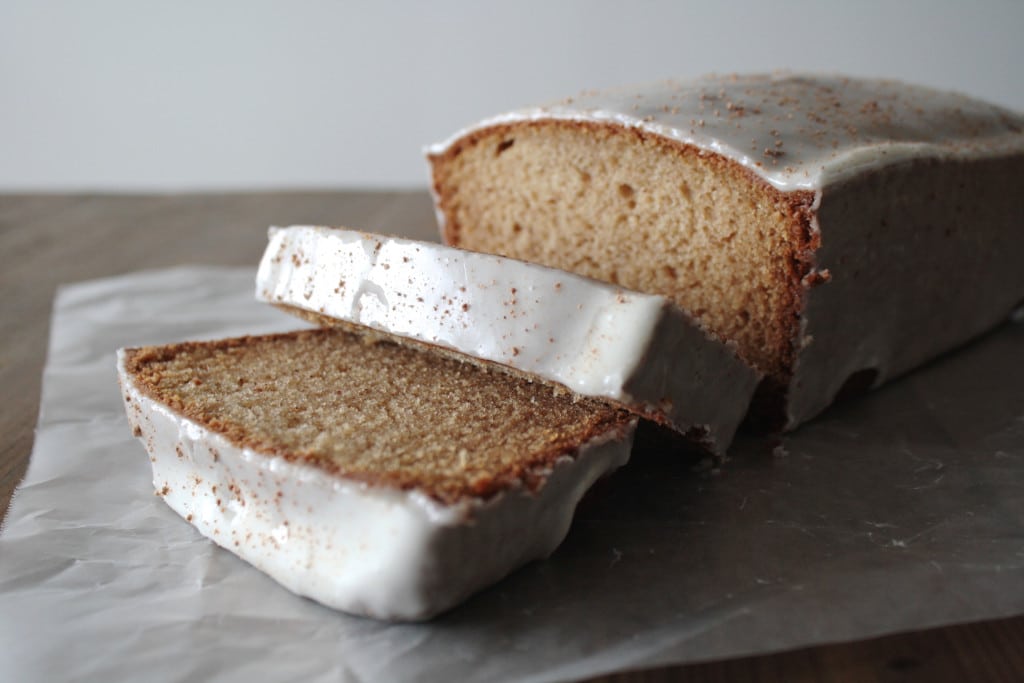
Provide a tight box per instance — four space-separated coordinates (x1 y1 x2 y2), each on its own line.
118 328 635 621
255 225 760 454
427 73 1024 428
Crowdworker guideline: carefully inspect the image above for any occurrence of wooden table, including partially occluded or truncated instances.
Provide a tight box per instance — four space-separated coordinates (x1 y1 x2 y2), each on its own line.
2 191 1021 682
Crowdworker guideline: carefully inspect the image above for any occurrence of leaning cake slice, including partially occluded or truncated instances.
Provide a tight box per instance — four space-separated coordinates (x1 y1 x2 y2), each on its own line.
119 327 634 621
256 225 760 455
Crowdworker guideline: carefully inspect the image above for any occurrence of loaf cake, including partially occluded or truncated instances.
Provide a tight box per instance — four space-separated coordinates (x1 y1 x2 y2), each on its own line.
118 328 635 620
256 225 760 454
428 73 1024 428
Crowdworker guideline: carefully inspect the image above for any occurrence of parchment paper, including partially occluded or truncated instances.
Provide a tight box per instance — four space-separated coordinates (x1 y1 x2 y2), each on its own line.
2 266 1023 682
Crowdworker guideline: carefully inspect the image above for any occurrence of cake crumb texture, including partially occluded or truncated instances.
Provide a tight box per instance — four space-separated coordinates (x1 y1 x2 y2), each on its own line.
432 120 815 384
123 328 631 504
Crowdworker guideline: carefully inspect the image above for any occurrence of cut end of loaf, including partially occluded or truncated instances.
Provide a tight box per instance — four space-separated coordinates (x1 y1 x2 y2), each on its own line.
429 120 818 425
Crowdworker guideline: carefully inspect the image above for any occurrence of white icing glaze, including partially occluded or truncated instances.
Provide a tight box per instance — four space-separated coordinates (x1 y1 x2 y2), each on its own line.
256 226 759 452
427 73 1024 192
787 156 1024 427
118 349 634 621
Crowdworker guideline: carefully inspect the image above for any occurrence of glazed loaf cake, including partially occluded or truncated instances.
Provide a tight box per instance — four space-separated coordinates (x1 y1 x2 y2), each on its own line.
119 327 635 621
256 225 760 455
428 73 1024 428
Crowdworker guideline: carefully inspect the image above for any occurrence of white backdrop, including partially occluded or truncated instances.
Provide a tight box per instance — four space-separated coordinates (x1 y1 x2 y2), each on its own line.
2 0 1022 191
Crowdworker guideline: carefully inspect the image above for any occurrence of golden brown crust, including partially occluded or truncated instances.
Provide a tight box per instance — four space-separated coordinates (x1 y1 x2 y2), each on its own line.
123 328 633 505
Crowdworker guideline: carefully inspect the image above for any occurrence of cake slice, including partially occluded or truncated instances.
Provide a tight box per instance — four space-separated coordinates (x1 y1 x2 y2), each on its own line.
118 327 635 621
427 73 1024 429
255 225 760 455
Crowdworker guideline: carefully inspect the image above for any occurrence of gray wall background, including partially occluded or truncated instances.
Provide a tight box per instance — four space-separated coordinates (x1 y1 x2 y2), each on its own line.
3 0 1022 190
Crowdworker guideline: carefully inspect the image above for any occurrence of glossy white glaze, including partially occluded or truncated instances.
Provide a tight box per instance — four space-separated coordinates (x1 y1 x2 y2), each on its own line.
256 226 759 452
428 73 1024 192
118 349 634 621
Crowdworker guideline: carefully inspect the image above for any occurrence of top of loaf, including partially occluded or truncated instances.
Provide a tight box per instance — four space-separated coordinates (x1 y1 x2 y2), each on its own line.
428 73 1024 191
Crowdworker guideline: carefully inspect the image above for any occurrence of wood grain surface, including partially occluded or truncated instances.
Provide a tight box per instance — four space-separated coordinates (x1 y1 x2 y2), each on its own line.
1 191 1020 682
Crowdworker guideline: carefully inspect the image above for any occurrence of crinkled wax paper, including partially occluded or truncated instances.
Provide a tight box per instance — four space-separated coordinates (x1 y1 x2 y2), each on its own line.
2 266 1023 682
